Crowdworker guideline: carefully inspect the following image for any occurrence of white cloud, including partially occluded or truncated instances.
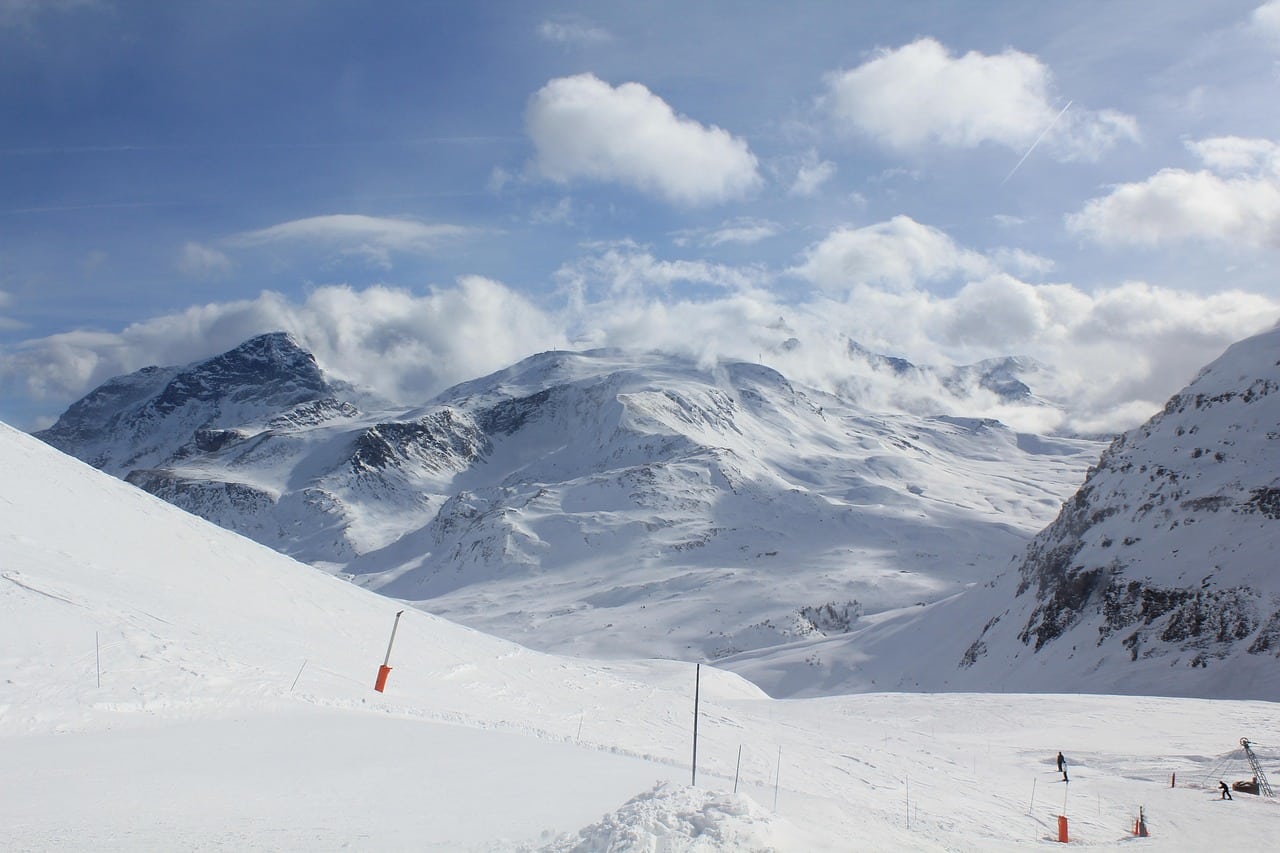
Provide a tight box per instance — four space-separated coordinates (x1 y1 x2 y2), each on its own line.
1187 136 1279 174
537 19 612 45
229 214 472 269
789 150 837 197
555 241 767 301
792 215 991 291
824 38 1137 160
0 279 567 409
1253 0 1280 45
5 233 1278 440
526 73 762 206
989 247 1054 278
177 242 233 278
1067 137 1280 248
702 218 779 247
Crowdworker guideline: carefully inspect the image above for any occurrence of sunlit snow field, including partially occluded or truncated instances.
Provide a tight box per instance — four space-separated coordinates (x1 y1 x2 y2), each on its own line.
3 421 1279 850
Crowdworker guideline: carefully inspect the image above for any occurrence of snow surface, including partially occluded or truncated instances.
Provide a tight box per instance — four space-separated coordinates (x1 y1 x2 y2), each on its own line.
4 420 1280 850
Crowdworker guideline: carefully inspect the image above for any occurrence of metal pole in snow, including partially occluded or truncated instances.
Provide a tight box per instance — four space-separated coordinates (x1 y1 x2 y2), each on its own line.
383 610 404 667
906 774 911 830
733 745 743 794
290 659 308 692
1029 776 1037 815
691 663 701 787
374 610 404 692
773 745 782 811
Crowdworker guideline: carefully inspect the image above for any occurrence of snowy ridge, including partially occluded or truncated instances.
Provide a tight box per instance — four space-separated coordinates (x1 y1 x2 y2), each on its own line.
952 325 1280 694
33 335 1103 675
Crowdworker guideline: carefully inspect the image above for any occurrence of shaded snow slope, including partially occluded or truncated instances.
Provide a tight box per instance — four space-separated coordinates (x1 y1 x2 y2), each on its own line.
5 422 1280 850
33 339 1102 673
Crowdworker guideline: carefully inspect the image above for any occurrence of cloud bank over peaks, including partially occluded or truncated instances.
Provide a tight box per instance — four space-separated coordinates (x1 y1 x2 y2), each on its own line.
824 38 1137 160
1068 136 1280 248
526 74 763 206
4 229 1278 438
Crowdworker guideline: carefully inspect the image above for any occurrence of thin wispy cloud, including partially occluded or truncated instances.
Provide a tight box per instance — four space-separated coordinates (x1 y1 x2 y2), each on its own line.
537 19 612 46
229 214 473 269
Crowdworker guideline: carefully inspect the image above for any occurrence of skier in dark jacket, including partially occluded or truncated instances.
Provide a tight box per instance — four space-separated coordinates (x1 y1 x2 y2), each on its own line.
1057 752 1068 782
1220 781 1233 800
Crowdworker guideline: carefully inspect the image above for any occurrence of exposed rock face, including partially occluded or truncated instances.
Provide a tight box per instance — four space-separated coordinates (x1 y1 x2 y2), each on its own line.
956 325 1280 693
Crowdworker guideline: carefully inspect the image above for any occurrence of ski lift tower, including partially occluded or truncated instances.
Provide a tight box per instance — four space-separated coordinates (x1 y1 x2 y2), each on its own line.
1240 738 1275 798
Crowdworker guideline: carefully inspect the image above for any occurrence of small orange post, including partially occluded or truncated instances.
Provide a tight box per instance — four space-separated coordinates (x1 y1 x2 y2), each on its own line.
374 664 392 692
1133 806 1148 837
1057 815 1069 843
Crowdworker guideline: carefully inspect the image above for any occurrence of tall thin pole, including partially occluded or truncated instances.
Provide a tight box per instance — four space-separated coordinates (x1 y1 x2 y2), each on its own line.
691 663 701 786
383 610 405 666
773 745 782 811
906 774 911 829
290 659 308 692
733 745 743 794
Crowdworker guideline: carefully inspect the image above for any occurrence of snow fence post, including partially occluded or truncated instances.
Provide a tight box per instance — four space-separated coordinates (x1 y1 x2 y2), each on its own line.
374 610 404 693
691 663 701 787
1057 815 1068 843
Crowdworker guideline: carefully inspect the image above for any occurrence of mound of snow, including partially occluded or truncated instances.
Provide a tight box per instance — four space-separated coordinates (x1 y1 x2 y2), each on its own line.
539 782 809 853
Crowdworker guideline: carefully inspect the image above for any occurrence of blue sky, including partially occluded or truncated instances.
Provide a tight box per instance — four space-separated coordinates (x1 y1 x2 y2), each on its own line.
2 0 1280 432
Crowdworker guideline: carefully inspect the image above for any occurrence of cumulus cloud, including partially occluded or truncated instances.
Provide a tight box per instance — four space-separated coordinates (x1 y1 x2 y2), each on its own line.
1067 136 1280 248
537 19 612 45
824 38 1137 160
230 214 472 268
526 73 763 206
792 215 991 291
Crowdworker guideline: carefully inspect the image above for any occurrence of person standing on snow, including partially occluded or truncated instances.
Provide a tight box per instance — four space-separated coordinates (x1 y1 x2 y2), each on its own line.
1220 781 1233 800
1057 751 1069 782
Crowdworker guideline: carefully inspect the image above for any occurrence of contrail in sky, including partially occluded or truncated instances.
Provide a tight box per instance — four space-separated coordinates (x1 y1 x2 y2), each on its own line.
1001 100 1072 185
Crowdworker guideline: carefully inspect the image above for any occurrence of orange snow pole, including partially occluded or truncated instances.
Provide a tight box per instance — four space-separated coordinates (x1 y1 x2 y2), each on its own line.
1057 815 1069 843
373 609 404 693
1133 806 1148 837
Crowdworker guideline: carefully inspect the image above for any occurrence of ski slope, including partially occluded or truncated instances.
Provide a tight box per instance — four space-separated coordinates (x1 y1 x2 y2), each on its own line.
3 420 1279 850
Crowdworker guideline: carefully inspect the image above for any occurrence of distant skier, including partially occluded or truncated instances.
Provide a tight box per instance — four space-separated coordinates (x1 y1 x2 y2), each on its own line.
1220 781 1233 800
1057 751 1068 782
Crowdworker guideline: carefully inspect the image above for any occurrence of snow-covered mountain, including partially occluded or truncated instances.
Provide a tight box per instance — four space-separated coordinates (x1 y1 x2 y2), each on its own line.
957 323 1280 694
735 325 1280 700
6 417 1280 850
34 333 1103 671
